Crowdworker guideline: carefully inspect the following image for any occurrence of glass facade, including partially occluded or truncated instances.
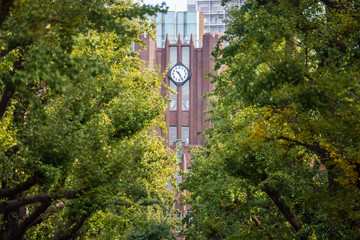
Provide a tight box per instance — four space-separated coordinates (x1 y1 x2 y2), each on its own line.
165 11 175 23
176 140 183 163
187 24 197 37
178 12 184 22
187 12 197 23
152 11 201 47
182 126 189 144
169 81 177 110
182 81 189 110
169 126 177 145
187 4 196 11
182 47 190 68
177 24 184 37
195 0 246 34
169 47 178 67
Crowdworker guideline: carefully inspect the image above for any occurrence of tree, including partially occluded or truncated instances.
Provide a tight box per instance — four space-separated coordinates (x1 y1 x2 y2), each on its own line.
0 0 177 239
182 0 360 239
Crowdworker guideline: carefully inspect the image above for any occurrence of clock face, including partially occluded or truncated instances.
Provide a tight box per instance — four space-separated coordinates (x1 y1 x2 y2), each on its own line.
171 65 188 83
168 62 192 86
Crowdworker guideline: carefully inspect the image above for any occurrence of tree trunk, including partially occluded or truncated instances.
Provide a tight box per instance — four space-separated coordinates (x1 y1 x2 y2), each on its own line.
0 0 14 27
262 184 308 240
0 83 15 120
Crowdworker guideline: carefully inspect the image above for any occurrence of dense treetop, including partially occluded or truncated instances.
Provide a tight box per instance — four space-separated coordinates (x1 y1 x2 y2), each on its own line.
182 0 360 239
0 0 178 239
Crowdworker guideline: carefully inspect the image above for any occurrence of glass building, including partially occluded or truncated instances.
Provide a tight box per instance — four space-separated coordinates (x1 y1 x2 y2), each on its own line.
187 0 246 34
152 11 204 48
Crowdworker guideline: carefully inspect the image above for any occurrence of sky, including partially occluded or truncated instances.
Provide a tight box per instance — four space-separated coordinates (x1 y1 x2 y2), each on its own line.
141 0 187 11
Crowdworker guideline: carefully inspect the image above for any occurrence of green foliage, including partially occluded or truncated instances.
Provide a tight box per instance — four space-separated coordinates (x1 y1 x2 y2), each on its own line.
0 0 176 239
78 194 177 240
183 0 360 239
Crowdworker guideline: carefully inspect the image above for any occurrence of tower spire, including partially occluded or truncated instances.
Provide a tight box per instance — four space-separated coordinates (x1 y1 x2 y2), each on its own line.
177 33 182 44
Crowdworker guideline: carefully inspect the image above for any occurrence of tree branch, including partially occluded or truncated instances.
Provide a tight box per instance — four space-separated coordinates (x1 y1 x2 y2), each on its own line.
320 0 347 10
262 184 308 240
0 191 78 214
304 74 353 111
0 194 50 214
250 216 275 240
29 201 67 227
4 144 19 157
320 33 360 59
0 82 15 120
51 214 89 240
16 201 52 239
42 18 64 27
276 136 329 160
0 0 14 27
0 40 32 58
276 136 342 192
0 175 39 199
0 57 25 121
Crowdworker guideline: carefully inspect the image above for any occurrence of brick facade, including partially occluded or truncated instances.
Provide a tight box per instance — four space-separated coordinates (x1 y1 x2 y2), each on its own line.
136 32 222 237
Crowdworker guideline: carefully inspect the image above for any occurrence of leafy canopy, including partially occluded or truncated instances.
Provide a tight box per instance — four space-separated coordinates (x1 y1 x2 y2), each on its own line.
182 0 360 239
0 0 177 239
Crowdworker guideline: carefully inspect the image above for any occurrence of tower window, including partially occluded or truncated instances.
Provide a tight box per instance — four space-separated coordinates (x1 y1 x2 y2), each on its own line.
182 81 189 110
169 81 177 110
169 126 177 145
169 47 177 67
182 126 189 144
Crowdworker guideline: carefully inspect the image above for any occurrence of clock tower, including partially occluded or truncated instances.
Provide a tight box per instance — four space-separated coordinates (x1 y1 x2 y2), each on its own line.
135 32 222 232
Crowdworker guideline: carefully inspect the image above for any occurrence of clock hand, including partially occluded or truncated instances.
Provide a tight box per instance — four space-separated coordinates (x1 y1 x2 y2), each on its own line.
176 71 183 81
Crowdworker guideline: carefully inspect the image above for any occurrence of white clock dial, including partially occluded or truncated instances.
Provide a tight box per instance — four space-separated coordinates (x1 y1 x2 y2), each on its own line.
170 65 188 83
168 62 192 86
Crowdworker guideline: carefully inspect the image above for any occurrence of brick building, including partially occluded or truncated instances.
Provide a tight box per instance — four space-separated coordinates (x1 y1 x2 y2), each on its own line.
136 32 222 236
